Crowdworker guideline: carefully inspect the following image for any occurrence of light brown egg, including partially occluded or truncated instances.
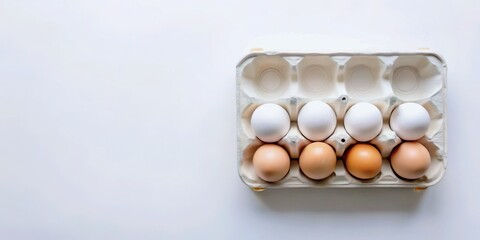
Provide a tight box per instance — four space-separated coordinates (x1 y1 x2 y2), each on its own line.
391 142 431 179
344 144 382 179
253 144 290 182
299 142 337 180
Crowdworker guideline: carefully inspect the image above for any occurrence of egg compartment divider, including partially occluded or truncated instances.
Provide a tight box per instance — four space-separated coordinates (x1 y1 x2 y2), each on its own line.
236 52 447 190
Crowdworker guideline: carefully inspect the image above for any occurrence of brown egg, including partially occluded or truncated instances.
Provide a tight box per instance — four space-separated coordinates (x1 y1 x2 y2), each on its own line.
299 142 337 180
391 142 431 179
344 144 382 179
253 144 290 182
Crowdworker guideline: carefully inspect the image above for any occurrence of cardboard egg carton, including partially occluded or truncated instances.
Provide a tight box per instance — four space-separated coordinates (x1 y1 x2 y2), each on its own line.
236 51 447 190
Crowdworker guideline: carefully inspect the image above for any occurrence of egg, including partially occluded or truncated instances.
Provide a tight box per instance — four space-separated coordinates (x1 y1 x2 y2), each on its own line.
251 103 291 142
297 101 337 141
390 103 431 140
299 142 337 180
344 144 382 179
344 102 383 142
391 142 431 179
253 144 290 182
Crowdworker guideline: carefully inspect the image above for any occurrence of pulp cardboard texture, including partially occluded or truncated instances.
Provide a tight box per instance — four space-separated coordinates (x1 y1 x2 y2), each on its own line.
236 51 447 189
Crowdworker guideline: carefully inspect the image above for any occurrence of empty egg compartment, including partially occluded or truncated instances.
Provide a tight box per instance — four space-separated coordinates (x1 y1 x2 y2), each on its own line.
343 56 392 100
238 55 295 100
238 55 346 102
237 52 447 189
389 55 444 101
296 56 341 99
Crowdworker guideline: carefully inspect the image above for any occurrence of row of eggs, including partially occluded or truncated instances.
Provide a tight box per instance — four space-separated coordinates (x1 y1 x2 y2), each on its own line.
250 101 432 182
253 142 431 182
251 101 431 142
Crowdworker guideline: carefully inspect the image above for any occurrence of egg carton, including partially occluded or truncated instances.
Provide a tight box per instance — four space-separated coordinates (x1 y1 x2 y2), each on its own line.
236 51 447 190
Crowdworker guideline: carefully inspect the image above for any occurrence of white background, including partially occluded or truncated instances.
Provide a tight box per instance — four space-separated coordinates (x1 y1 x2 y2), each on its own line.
0 0 479 239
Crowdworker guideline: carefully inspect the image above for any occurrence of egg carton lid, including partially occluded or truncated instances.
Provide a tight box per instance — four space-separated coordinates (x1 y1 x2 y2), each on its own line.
241 34 435 53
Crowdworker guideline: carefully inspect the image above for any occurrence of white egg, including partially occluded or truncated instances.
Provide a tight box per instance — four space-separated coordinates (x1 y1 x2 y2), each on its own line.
344 102 383 142
251 103 291 142
390 103 430 140
298 101 337 141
